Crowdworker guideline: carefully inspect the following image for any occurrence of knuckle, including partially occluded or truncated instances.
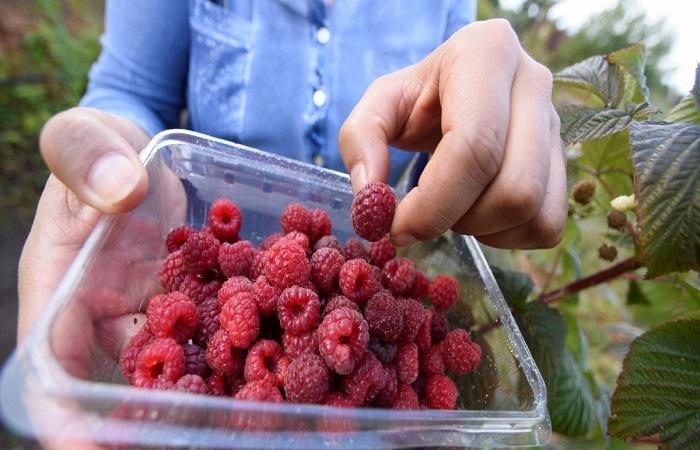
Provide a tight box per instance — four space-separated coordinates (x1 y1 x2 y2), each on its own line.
497 182 544 224
532 61 553 86
530 211 565 248
452 128 503 183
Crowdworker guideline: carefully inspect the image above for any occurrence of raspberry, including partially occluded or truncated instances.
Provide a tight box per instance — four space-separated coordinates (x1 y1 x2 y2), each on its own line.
181 230 220 275
158 250 186 291
261 233 284 251
367 236 396 268
344 237 369 261
276 286 320 335
283 231 310 252
234 380 284 403
174 374 208 394
310 247 345 294
183 343 209 378
351 181 396 242
339 258 382 304
166 225 195 253
368 338 397 364
319 392 356 433
323 391 354 408
323 294 361 316
252 276 280 316
308 208 332 243
178 272 222 305
607 210 627 230
220 292 260 348
218 240 255 278
342 353 387 406
394 342 419 384
599 243 618 261
264 241 310 289
430 312 450 343
217 276 253 307
282 331 318 358
408 271 430 301
229 376 246 396
207 373 229 396
280 203 311 235
119 329 153 379
421 344 445 377
131 338 184 389
146 292 199 344
250 250 266 279
415 309 432 351
205 329 245 376
374 366 398 407
425 374 458 409
244 339 286 387
397 298 425 342
193 297 220 348
392 384 420 409
313 235 344 256
208 198 242 242
429 275 459 312
442 329 481 374
284 354 331 404
364 291 403 342
572 179 596 205
318 307 369 374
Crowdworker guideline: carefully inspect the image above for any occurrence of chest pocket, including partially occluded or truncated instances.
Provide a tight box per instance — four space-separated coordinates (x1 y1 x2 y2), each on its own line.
188 0 255 139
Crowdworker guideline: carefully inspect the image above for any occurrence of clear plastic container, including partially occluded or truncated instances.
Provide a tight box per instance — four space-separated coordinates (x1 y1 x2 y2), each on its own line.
1 130 550 448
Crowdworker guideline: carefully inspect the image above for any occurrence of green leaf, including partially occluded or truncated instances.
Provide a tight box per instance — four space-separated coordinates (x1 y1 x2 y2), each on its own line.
490 266 533 310
666 95 700 125
626 280 650 305
550 349 597 436
629 121 700 277
607 43 650 104
577 131 635 202
608 319 700 449
559 106 634 145
555 55 622 107
692 64 700 113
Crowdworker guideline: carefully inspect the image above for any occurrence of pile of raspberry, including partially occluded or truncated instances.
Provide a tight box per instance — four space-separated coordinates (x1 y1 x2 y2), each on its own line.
120 190 481 411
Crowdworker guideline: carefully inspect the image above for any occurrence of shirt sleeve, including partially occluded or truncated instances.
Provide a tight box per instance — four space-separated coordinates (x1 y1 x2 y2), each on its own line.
444 0 477 40
79 0 190 136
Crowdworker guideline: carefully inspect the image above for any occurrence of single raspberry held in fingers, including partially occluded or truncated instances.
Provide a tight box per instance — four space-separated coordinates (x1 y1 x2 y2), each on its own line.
430 312 450 343
244 339 286 387
206 373 229 396
415 309 432 351
218 240 255 278
280 203 311 235
284 353 331 403
339 258 382 304
367 236 396 268
234 380 284 403
183 343 209 378
408 271 430 301
429 275 460 312
318 307 369 375
159 250 186 292
252 276 280 316
208 198 242 242
367 338 397 364
351 181 396 242
442 329 481 374
166 225 196 253
220 292 260 348
373 366 398 407
310 247 345 294
313 235 344 255
397 298 425 343
282 331 318 358
342 352 388 406
178 272 221 305
365 291 403 342
277 286 320 334
146 292 199 344
283 231 310 252
181 230 220 275
193 297 220 348
119 329 153 380
425 374 458 409
421 344 445 377
392 384 420 409
264 241 310 290
344 238 369 261
394 342 419 385
131 338 184 389
217 276 253 307
382 258 416 296
205 329 245 376
261 233 284 251
308 208 332 243
174 374 208 394
323 295 361 315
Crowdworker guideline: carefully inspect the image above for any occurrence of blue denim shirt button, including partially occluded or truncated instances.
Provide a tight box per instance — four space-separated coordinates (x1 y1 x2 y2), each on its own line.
316 27 330 44
312 89 327 107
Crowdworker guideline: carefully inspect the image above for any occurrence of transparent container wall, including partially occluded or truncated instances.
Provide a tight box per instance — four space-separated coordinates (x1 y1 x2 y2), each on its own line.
1 130 549 449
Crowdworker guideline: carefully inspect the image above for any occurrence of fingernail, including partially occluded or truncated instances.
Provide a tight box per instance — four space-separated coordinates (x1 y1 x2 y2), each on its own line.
392 233 418 247
88 153 140 206
350 163 368 194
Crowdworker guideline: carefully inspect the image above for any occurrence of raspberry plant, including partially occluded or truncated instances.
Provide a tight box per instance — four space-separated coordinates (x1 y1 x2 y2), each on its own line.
489 45 699 448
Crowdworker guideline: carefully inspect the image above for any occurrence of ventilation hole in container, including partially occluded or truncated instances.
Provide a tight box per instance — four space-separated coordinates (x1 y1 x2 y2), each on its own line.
332 198 342 210
262 181 273 193
224 171 235 185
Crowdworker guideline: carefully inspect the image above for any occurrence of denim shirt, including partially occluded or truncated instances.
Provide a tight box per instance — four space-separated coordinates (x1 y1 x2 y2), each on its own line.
80 0 475 184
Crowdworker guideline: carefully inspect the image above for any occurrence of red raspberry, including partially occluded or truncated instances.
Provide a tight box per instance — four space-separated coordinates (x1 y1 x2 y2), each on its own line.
178 272 222 305
264 241 310 290
323 294 360 316
382 258 416 296
252 275 280 316
244 339 287 387
318 307 369 375
119 329 153 379
364 291 403 342
310 247 345 294
205 329 245 376
429 274 460 312
218 240 255 278
351 181 396 242
425 374 458 409
166 225 195 253
344 237 369 261
283 231 310 252
323 391 354 408
277 286 320 334
392 384 420 410
421 344 445 377
282 331 318 358
181 230 220 275
208 198 242 242
234 380 284 403
158 250 186 291
394 342 419 385
342 353 388 406
261 233 284 251
193 297 220 348
397 298 425 343
373 366 398 407
174 374 208 394
280 203 311 235
183 343 209 378
220 292 260 348
367 236 396 268
430 312 450 343
308 208 332 243
408 271 430 300
313 235 344 255
131 338 184 389
146 292 199 344
339 258 382 304
442 329 481 374
368 338 397 364
284 353 331 404
206 373 229 396
229 376 246 396
415 309 432 351
250 250 266 279
319 391 356 433
217 276 253 307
